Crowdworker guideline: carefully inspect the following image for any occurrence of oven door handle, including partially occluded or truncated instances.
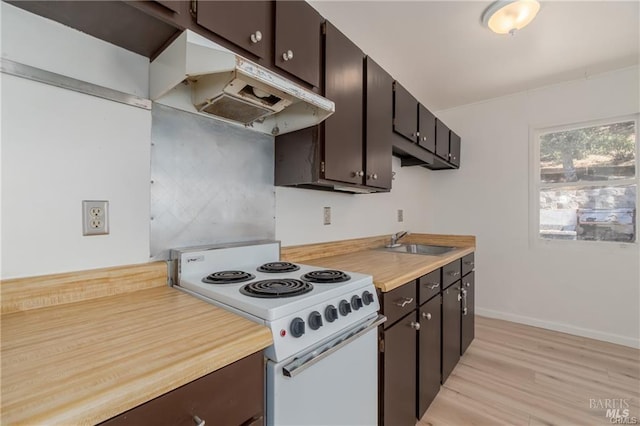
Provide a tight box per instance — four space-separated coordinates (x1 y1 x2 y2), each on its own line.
282 314 387 378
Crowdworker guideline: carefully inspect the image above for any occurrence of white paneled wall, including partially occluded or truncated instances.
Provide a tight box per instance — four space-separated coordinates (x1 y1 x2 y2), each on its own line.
1 3 151 278
431 66 640 347
275 156 431 246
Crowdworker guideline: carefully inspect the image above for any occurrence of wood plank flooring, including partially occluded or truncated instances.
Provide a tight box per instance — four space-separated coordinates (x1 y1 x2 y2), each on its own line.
419 316 640 426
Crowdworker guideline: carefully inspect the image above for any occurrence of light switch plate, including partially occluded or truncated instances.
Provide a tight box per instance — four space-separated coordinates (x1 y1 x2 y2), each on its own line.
397 209 404 222
324 207 331 225
83 200 109 236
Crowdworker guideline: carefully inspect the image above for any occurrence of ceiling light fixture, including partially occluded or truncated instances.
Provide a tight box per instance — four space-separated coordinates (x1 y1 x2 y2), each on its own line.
482 0 541 36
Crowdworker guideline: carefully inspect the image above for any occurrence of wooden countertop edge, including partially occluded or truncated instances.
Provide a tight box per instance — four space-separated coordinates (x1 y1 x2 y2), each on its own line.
374 246 475 292
80 328 273 425
281 233 475 262
282 234 475 293
1 262 168 314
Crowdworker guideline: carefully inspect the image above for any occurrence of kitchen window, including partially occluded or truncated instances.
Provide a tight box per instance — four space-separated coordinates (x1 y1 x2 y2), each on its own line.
532 116 638 244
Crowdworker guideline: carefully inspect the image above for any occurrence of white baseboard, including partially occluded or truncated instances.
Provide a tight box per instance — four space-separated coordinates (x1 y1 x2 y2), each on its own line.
476 307 640 349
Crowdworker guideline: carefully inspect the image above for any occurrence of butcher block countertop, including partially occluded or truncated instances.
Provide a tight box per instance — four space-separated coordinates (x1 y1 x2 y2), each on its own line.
282 233 475 292
1 262 272 425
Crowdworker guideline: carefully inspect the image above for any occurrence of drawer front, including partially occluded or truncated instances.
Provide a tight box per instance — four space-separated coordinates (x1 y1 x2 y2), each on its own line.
382 281 417 327
100 352 264 426
442 259 461 289
418 269 441 305
462 252 475 277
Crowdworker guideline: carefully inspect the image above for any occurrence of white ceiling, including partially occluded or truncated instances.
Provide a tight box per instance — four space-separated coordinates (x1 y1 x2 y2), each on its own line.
308 1 640 111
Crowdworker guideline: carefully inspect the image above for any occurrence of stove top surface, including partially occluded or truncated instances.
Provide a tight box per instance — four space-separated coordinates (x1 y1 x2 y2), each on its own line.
179 262 373 321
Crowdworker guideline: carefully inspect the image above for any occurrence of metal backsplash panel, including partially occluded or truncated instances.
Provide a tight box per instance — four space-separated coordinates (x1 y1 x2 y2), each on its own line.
150 103 275 259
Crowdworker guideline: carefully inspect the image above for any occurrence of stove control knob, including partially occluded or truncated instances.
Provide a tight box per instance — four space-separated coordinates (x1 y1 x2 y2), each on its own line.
351 295 363 310
325 305 338 323
362 291 375 306
290 317 306 338
339 300 352 316
308 311 323 330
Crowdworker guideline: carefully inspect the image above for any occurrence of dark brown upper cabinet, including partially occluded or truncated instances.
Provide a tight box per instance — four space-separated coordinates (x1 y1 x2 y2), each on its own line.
364 57 393 190
195 1 273 60
418 104 436 153
323 21 364 185
276 22 390 193
274 1 322 87
393 82 418 143
450 130 461 167
435 118 450 161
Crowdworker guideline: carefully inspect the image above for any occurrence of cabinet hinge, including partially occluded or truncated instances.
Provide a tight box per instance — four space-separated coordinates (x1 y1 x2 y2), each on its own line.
190 0 197 16
321 22 327 35
321 161 325 173
379 338 385 353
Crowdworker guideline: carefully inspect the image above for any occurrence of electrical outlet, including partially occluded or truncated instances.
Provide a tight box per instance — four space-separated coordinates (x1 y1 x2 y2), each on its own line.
323 207 331 225
397 209 404 222
83 200 109 236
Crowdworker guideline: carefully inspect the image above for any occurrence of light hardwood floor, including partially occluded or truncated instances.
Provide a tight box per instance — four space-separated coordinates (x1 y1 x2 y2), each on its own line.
419 316 640 426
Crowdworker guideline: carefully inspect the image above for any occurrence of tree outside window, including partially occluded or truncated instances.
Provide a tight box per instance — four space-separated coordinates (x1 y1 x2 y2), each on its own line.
537 119 637 243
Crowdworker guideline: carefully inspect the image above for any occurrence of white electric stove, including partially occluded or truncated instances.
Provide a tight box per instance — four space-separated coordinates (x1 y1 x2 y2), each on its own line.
170 240 384 425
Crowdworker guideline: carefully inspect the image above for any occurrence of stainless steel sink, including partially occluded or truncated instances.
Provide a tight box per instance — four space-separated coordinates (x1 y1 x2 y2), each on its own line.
378 244 458 256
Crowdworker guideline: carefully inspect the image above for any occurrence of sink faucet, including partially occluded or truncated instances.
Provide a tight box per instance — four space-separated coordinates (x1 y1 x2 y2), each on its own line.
386 231 410 248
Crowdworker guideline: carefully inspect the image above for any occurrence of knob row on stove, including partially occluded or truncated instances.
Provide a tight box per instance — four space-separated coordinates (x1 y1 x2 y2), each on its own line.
288 290 376 338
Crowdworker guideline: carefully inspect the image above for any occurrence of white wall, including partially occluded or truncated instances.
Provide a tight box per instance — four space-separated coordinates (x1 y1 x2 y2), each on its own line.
431 66 640 347
275 156 431 245
1 3 151 278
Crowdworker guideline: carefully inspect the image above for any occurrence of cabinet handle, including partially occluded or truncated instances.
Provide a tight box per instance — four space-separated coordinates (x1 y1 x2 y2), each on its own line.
422 312 432 320
448 271 460 277
465 282 470 287
372 173 378 180
250 31 262 44
395 297 413 308
422 136 427 142
461 288 468 316
425 283 439 290
352 170 364 177
464 261 475 266
410 321 421 330
193 415 205 426
457 293 462 302
282 50 294 61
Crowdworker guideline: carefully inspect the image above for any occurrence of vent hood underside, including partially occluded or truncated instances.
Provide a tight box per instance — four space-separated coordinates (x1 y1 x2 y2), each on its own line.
150 30 334 136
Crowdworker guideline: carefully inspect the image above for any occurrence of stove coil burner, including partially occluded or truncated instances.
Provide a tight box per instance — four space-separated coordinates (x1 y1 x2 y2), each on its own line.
301 270 351 284
202 270 255 285
257 262 300 273
240 279 313 298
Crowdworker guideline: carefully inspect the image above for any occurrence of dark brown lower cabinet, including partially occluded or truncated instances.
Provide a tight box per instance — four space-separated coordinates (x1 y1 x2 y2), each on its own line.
380 313 418 426
417 295 441 418
461 271 475 355
100 352 264 426
441 283 461 383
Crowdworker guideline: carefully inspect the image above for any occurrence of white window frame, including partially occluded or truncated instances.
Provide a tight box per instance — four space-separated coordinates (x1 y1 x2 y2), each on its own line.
529 114 640 249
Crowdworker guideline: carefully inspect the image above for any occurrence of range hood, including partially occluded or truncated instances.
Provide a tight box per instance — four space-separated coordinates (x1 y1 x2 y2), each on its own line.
150 30 334 136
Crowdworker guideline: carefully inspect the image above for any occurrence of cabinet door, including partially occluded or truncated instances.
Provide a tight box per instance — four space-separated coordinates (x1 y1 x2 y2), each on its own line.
435 118 450 160
100 352 264 426
196 1 272 59
365 57 393 190
323 22 364 185
418 104 436 153
461 271 475 355
418 296 441 418
450 131 461 167
382 313 417 426
393 83 418 142
441 284 460 384
275 1 322 87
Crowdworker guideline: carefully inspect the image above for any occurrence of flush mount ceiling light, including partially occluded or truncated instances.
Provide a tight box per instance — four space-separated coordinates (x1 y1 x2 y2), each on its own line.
482 0 541 35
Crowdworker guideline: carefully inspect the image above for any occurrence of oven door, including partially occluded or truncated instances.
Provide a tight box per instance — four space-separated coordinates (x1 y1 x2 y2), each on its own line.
266 314 386 426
